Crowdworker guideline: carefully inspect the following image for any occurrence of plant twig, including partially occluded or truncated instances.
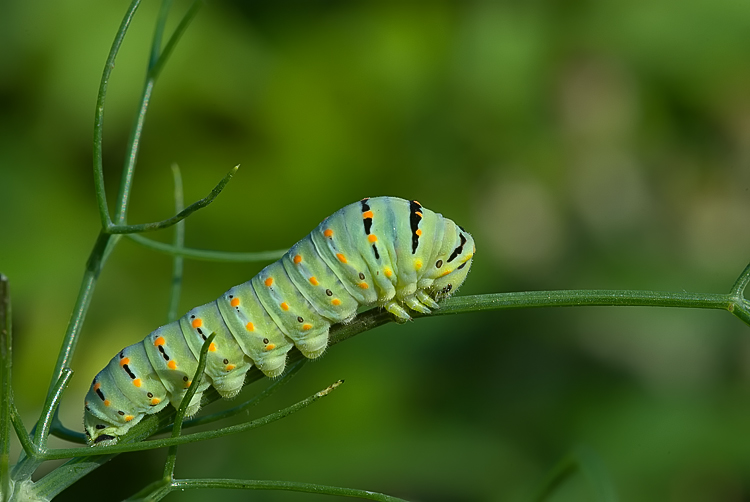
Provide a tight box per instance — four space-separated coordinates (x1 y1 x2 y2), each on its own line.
167 163 185 323
126 234 288 262
0 275 12 498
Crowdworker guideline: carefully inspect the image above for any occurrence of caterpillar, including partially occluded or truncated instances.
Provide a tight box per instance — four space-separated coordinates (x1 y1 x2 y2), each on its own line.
84 196 475 445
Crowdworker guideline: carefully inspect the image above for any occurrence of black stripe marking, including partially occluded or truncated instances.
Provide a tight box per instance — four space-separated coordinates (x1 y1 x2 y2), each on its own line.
362 199 373 234
95 388 106 401
457 261 467 270
361 199 370 211
158 345 170 361
372 244 380 259
409 200 422 254
123 364 136 379
447 233 467 263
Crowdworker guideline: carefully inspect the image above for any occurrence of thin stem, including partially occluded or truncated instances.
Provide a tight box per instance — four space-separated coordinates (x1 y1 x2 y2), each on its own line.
0 275 12 498
150 0 173 69
167 164 185 323
93 0 143 228
149 0 203 80
136 478 410 502
533 445 618 502
9 403 35 461
163 333 215 478
41 380 343 460
33 369 74 449
179 359 307 430
127 234 287 262
731 262 750 297
107 165 239 234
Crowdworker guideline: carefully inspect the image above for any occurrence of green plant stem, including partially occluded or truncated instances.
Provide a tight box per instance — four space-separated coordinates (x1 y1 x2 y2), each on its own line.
37 380 343 461
127 478 409 502
108 166 238 234
127 233 288 262
179 358 306 430
0 275 12 500
163 333 215 479
93 0 142 228
167 164 185 323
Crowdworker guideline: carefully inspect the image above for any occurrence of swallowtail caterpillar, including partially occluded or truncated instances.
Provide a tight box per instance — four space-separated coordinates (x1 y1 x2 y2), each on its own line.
84 196 475 445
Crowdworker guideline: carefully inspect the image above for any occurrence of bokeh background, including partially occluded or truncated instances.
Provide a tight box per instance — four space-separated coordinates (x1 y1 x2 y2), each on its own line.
3 0 750 500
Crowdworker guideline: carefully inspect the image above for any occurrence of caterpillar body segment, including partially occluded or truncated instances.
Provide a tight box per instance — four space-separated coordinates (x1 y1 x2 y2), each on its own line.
85 196 475 445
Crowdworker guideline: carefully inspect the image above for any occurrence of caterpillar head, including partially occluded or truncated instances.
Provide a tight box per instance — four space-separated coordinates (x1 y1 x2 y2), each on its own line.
84 405 123 446
430 228 475 301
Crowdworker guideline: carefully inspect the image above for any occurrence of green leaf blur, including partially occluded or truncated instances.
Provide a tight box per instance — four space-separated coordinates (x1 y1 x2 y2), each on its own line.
2 0 750 500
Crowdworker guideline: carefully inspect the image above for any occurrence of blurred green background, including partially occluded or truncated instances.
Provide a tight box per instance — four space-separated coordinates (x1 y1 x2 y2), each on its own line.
2 0 750 500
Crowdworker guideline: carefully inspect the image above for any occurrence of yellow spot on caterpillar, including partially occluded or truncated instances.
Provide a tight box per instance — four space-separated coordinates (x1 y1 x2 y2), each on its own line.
264 277 273 287
133 379 141 388
324 228 333 238
416 211 423 217
416 229 422 236
309 276 319 286
358 282 369 289
265 344 276 351
362 210 374 219
151 398 161 406
104 400 110 407
93 383 101 391
185 380 192 388
120 357 130 366
414 200 422 206
302 323 312 331
192 318 202 329
226 364 236 371
439 269 451 277
415 259 423 270
167 361 177 370
332 298 341 306
125 415 134 422
280 302 289 311
246 322 254 331
294 254 302 264
384 268 393 278
209 342 217 352
336 253 347 263
368 234 377 243
154 336 165 346
230 297 240 307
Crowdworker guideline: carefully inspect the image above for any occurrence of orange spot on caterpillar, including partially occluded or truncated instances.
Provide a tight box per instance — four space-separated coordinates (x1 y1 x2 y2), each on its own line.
119 357 130 366
302 323 312 331
265 344 276 351
192 318 202 329
384 268 393 278
154 336 165 346
226 364 236 371
246 322 254 331
264 277 273 287
280 302 289 311
415 259 423 270
151 398 161 406
230 297 240 307
93 383 101 391
125 415 134 422
413 200 422 206
416 229 422 236
416 211 423 217
309 276 319 286
336 253 347 263
324 228 333 238
294 254 302 264
209 342 217 352
332 298 342 306
104 400 110 407
133 379 141 388
439 269 451 277
167 361 177 370
362 210 374 219
185 380 192 388
368 234 377 243
358 282 369 289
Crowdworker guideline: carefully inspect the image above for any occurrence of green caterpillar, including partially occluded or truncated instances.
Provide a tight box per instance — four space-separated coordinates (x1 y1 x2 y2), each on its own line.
84 196 475 445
